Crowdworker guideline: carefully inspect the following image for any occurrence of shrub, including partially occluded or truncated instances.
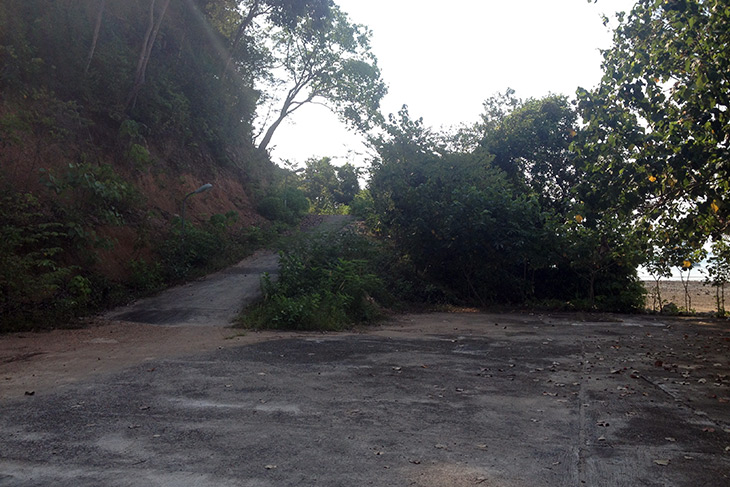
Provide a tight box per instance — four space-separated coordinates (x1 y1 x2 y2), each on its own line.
257 196 287 221
129 258 165 293
0 192 93 331
240 228 385 330
158 212 242 281
257 187 309 223
40 161 139 226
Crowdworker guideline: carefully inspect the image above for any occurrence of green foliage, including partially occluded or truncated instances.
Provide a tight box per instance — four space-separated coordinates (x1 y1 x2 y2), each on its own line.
283 187 311 217
158 211 244 280
334 163 360 206
479 93 578 212
127 211 279 306
40 161 138 226
0 0 260 168
559 213 646 311
241 229 385 330
257 187 309 223
257 196 289 221
369 106 539 304
571 0 730 315
0 0 390 332
366 102 646 311
118 119 153 167
0 88 93 173
255 292 350 330
576 0 729 242
0 112 28 146
128 258 165 294
706 238 730 288
257 4 386 151
0 192 93 331
348 189 376 224
296 157 361 214
705 237 730 316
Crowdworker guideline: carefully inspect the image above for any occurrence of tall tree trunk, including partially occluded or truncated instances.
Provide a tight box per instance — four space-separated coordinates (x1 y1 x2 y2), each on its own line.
221 0 261 81
257 115 286 153
257 78 315 152
125 0 171 110
84 0 106 74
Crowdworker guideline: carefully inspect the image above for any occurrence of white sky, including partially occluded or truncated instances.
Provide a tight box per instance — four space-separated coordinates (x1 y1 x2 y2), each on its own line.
264 0 638 168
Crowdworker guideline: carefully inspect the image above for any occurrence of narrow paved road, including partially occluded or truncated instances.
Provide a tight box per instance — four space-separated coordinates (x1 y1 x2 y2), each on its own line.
104 215 353 327
105 250 279 326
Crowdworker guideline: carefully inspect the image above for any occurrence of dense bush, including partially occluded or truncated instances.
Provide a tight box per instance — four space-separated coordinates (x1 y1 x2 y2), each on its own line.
154 210 257 282
366 103 646 311
0 192 93 331
0 158 145 331
257 187 309 223
240 228 386 330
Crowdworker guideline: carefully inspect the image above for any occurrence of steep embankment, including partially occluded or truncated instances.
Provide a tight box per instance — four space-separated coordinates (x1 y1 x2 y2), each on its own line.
0 0 284 330
0 103 269 281
87 167 267 281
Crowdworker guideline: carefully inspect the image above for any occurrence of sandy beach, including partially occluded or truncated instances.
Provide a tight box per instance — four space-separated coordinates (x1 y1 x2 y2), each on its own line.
642 279 725 313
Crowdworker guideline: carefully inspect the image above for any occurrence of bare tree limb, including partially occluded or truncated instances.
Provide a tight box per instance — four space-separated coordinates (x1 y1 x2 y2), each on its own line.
84 0 106 74
125 0 171 111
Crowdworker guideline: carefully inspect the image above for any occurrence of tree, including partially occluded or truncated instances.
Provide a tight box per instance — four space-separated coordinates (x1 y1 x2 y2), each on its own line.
205 0 332 81
365 102 646 310
334 163 360 205
560 212 645 311
644 241 674 312
125 0 171 110
301 156 338 212
576 0 729 243
256 5 386 152
299 157 359 212
368 107 547 304
84 0 106 74
478 93 578 212
705 236 730 316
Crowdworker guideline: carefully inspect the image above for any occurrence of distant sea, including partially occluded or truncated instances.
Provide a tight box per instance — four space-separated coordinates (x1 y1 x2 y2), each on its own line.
637 265 708 281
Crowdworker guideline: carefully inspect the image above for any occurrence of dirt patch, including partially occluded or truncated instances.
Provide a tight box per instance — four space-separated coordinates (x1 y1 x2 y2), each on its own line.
0 319 296 402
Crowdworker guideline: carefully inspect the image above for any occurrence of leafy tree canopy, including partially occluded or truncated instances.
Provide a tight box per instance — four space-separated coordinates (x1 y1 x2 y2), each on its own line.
369 107 551 304
256 4 387 151
576 0 729 246
365 101 645 310
300 157 360 212
478 91 579 212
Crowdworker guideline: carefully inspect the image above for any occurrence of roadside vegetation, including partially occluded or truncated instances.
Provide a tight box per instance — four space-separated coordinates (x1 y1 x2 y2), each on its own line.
0 0 384 332
0 179 280 332
242 0 730 330
1 0 729 332
240 225 384 331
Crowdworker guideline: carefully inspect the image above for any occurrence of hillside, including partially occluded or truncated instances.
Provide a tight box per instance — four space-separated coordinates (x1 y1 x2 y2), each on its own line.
0 0 286 330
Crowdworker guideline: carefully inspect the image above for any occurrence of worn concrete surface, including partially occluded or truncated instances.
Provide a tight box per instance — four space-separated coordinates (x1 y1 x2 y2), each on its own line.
1 312 729 486
104 250 280 326
102 215 354 327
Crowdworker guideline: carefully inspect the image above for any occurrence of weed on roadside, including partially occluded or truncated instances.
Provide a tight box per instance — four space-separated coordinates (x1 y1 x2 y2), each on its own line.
238 226 388 331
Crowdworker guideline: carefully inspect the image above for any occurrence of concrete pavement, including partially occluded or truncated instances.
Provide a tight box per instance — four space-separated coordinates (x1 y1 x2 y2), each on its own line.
104 250 279 326
1 312 729 486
